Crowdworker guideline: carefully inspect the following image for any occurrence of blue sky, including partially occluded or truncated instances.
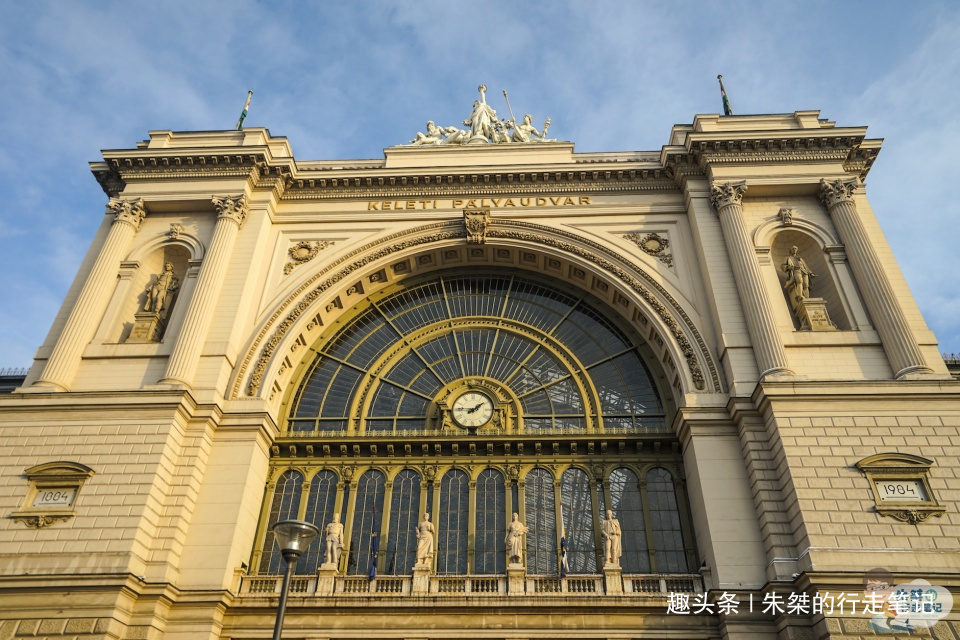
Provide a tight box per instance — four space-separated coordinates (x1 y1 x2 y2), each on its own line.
1 1 958 366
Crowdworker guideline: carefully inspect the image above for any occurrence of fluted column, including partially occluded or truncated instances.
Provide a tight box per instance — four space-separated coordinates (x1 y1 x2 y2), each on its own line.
34 198 146 391
819 178 932 378
161 195 248 387
710 182 794 378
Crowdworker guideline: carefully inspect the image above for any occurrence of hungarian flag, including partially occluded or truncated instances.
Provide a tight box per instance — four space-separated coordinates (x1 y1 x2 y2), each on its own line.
718 75 733 116
236 91 253 130
368 500 379 581
560 534 569 577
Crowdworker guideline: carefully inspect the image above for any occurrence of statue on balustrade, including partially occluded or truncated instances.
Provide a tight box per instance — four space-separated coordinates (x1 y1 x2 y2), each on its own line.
601 509 622 567
323 513 344 569
505 512 529 566
415 512 435 568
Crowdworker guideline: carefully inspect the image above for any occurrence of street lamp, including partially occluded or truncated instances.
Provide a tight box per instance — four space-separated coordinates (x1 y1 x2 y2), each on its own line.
270 519 320 640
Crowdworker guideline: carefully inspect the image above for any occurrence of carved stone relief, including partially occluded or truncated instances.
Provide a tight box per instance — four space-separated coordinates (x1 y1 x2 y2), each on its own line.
622 232 674 267
284 240 335 275
464 209 491 244
777 208 794 226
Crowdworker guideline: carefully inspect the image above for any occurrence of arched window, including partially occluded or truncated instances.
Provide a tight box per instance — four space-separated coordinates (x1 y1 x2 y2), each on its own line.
349 470 385 576
604 467 649 573
560 468 597 574
259 470 304 574
646 468 688 573
524 468 558 575
475 468 506 574
385 469 421 575
437 469 469 574
301 470 338 574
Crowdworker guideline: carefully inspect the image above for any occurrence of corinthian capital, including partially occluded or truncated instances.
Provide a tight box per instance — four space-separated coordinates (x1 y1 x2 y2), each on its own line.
212 195 248 227
710 181 747 211
107 197 147 231
818 177 859 209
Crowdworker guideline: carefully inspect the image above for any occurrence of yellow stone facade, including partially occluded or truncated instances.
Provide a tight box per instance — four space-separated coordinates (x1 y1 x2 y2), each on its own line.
0 110 957 640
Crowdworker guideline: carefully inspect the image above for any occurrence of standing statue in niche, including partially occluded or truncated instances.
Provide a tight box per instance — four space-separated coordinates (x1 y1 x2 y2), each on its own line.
600 509 622 567
505 512 529 566
781 246 815 311
415 513 435 568
323 513 344 569
144 263 179 314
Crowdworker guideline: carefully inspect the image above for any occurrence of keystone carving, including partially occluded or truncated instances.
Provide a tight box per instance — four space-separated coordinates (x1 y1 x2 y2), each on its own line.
464 209 491 244
777 208 794 226
709 181 747 211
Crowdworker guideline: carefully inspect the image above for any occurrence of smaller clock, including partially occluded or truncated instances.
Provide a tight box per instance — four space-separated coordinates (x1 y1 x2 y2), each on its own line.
451 391 494 428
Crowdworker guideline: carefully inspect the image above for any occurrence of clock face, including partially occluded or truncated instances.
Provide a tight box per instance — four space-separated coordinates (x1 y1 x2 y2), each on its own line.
452 391 494 428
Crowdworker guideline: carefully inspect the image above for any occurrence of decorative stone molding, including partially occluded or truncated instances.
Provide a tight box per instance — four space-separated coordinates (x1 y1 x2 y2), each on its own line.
168 223 183 240
709 181 747 211
212 194 248 227
464 209 491 244
777 208 794 226
855 453 945 524
10 461 94 529
13 514 71 529
622 232 674 267
818 177 858 209
284 241 334 275
107 197 146 231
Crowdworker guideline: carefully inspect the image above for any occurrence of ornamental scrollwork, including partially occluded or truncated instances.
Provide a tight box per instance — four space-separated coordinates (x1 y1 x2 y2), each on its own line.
623 232 674 267
212 194 248 227
107 197 146 231
284 241 335 275
709 181 747 211
818 177 858 209
884 509 943 525
13 514 71 529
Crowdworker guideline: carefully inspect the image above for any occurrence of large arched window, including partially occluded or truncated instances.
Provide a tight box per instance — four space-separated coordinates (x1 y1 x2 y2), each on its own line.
385 469 421 575
646 468 688 573
288 275 666 435
604 468 649 573
475 468 506 574
301 470 338 574
259 470 304 574
437 469 469 574
349 470 385 576
560 468 597 574
525 468 558 575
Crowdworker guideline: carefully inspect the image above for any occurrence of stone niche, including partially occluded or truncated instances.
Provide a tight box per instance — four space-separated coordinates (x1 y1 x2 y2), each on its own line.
118 245 189 343
771 230 848 331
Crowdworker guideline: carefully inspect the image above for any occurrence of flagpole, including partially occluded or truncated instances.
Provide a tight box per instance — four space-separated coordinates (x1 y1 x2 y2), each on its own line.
717 75 733 116
236 90 253 130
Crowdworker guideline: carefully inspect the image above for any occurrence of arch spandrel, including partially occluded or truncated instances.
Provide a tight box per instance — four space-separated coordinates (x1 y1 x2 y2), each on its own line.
229 220 723 417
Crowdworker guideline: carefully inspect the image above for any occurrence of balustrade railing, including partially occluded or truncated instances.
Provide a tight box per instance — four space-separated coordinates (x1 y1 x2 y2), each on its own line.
239 572 701 598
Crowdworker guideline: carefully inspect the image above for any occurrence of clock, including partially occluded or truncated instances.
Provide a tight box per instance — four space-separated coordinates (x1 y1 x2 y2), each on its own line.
451 391 494 428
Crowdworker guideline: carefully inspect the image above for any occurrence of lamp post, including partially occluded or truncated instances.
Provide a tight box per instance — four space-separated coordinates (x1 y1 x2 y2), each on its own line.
270 519 320 640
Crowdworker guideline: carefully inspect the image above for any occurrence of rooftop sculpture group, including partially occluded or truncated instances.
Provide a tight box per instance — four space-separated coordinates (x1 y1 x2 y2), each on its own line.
409 85 554 146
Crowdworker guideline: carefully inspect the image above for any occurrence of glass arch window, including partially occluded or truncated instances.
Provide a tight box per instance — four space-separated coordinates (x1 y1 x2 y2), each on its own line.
385 469 421 575
437 469 469 574
349 470 385 576
259 470 304 574
301 470 338 574
646 468 688 573
475 468 506 574
288 275 666 435
524 468 558 575
560 468 597 574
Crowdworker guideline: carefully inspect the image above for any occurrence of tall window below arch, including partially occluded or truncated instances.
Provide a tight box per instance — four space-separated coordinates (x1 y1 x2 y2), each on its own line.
646 468 688 573
259 470 304 574
349 470 385 576
560 468 597 574
475 468 506 574
385 469 421 575
525 468 558 575
301 470 338 574
604 467 649 573
437 469 469 574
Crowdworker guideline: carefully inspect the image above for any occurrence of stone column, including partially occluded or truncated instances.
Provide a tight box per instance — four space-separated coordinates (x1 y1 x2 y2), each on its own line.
710 182 794 378
34 198 146 391
819 178 932 378
161 195 247 387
